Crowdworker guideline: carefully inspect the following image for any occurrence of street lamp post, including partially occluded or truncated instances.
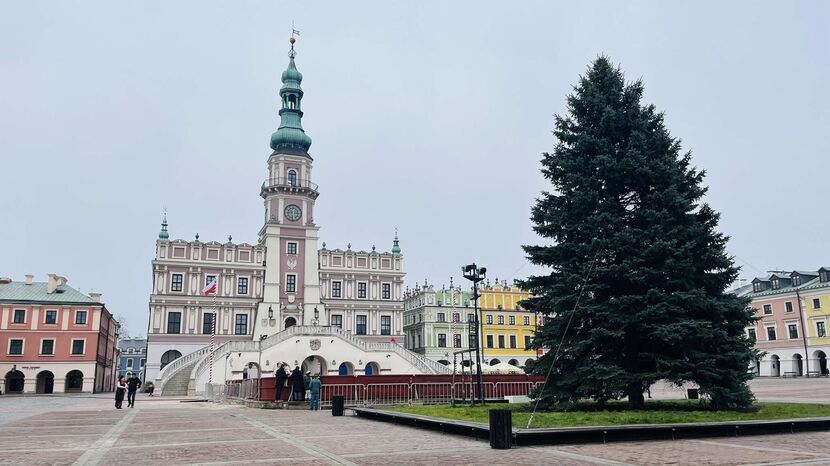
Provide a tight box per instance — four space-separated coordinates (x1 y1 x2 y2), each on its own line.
463 263 486 405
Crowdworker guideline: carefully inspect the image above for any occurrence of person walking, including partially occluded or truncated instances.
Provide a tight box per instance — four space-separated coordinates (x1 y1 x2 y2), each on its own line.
303 371 311 401
115 376 127 409
275 363 287 401
290 365 304 401
309 374 322 411
126 373 142 407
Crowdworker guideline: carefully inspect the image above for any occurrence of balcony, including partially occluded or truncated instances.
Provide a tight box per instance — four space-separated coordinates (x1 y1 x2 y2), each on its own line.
261 177 319 198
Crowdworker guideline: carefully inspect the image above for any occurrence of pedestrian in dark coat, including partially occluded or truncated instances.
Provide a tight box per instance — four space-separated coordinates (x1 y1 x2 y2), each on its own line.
115 376 126 409
290 366 304 401
275 363 287 401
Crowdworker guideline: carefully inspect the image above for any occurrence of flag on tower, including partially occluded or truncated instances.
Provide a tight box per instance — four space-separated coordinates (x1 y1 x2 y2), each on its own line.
203 280 217 296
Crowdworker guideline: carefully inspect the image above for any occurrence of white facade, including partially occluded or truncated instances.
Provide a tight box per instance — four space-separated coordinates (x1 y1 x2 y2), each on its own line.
148 41 446 394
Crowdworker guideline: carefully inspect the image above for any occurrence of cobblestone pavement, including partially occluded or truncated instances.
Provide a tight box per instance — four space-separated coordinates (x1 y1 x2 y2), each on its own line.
2 391 830 466
650 377 830 404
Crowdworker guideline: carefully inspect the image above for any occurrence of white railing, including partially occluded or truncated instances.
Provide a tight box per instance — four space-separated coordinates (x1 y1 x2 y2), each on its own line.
175 326 454 393
155 345 212 393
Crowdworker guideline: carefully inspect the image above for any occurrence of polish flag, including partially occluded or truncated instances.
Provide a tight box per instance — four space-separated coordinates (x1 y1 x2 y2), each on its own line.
202 280 217 296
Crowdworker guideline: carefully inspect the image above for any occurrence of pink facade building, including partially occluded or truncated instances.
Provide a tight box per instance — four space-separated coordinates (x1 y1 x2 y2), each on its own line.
741 269 830 377
1 274 118 394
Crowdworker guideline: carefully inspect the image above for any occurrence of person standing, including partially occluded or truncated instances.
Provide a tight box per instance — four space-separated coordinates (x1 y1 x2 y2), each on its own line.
115 376 127 409
303 371 311 401
126 373 142 407
275 363 287 401
290 366 304 401
309 374 322 411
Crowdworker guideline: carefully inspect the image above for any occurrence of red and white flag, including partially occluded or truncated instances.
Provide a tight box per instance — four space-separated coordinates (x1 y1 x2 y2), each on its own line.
202 280 217 296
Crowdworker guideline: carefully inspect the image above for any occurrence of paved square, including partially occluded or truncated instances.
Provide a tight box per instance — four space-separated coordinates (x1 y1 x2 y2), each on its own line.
2 380 830 466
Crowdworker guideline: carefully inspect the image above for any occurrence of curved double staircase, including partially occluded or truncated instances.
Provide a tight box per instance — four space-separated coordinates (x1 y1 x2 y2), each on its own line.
155 326 451 396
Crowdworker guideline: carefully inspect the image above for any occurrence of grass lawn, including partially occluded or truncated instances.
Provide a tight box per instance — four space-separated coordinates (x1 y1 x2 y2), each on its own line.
387 401 830 429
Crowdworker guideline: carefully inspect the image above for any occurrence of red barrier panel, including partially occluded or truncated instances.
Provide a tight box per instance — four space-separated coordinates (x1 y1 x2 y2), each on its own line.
234 373 543 403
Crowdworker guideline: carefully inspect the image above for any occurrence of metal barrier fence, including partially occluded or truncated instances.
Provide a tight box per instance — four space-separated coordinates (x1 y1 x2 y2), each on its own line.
224 378 260 401
220 379 540 407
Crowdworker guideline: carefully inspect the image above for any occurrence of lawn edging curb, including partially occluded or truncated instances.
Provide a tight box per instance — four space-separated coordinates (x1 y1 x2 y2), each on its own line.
351 408 830 446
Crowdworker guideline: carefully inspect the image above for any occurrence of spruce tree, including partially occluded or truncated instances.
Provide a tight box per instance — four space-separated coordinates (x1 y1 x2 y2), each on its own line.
520 57 756 410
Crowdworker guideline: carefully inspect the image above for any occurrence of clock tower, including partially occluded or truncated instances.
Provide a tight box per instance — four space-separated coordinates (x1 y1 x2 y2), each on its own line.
255 36 324 338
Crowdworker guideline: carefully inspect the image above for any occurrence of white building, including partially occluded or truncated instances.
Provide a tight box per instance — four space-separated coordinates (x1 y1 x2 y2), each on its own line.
147 38 448 395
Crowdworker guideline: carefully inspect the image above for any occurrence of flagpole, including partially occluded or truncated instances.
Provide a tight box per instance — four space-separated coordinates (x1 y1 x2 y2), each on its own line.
209 279 217 384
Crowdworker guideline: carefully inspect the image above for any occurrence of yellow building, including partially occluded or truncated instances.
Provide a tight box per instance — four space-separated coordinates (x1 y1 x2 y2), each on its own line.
479 281 539 367
801 267 830 375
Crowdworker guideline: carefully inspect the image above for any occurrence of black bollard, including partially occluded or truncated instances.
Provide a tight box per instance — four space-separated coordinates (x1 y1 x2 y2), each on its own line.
332 395 345 416
489 409 513 449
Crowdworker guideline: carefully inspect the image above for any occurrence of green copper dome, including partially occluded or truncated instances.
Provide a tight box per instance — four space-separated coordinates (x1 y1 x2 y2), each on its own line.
270 43 312 155
281 58 303 88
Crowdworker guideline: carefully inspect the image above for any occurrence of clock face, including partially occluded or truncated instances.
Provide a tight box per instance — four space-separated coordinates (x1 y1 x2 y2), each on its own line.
284 204 302 222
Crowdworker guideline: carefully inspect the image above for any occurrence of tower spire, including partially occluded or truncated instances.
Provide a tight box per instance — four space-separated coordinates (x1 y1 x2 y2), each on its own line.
158 210 169 240
270 32 312 155
391 228 401 255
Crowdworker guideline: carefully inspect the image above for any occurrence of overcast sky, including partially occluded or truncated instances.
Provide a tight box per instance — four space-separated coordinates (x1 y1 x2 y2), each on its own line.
1 2 828 336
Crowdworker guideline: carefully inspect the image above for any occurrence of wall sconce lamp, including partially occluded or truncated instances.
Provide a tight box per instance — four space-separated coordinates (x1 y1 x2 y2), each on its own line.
268 305 274 320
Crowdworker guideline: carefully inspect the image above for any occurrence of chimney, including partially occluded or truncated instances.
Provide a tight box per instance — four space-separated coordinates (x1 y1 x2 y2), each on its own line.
46 274 67 294
47 274 58 293
89 292 102 303
25 275 34 285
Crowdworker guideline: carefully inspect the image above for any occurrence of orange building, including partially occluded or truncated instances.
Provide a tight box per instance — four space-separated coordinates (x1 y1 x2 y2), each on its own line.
1 274 118 394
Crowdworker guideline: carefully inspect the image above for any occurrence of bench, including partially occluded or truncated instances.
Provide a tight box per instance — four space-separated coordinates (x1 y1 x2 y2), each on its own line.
807 371 822 377
782 371 799 378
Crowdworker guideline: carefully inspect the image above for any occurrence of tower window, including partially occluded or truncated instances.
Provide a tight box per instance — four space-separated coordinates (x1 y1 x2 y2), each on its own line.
287 242 298 255
286 274 297 293
287 170 297 187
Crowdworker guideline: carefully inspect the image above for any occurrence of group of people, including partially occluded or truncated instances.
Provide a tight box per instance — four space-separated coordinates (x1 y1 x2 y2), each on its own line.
114 373 142 409
274 363 323 410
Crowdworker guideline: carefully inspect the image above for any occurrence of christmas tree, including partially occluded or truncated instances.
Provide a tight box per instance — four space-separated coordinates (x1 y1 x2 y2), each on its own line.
521 57 756 410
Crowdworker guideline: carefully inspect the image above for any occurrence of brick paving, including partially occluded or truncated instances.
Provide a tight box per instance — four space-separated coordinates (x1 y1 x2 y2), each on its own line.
1 387 830 465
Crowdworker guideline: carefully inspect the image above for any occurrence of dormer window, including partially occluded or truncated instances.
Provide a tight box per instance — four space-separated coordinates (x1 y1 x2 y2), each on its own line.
771 278 780 290
821 271 829 283
792 275 801 286
753 282 762 292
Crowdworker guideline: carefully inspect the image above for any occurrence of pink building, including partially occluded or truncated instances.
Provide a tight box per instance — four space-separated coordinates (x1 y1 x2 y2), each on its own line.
0 274 118 394
743 271 815 376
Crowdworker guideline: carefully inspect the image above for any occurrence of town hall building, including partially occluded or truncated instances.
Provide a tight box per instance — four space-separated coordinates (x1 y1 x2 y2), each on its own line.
146 37 448 395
